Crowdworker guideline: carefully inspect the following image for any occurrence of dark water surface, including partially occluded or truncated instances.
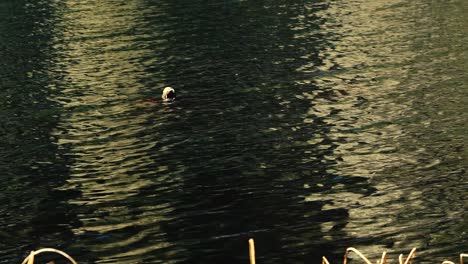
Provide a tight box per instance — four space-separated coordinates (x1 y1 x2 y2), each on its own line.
0 0 466 263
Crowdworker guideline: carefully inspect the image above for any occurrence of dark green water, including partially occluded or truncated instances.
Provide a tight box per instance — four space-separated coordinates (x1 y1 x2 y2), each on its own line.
0 0 466 263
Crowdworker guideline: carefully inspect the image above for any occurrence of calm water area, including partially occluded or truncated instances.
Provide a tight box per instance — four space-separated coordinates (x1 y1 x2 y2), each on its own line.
0 0 467 263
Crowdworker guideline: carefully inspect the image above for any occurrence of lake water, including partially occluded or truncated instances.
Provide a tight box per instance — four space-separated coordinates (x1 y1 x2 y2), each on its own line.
0 0 466 263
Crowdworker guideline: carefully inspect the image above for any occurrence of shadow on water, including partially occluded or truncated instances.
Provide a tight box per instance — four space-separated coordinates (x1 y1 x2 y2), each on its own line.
143 1 376 263
0 0 79 262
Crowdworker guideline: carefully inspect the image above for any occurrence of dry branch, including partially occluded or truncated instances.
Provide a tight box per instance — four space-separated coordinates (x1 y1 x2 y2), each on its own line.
21 248 78 264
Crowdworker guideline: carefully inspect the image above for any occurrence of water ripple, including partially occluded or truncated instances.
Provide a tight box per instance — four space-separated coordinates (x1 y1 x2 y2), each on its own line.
0 0 466 263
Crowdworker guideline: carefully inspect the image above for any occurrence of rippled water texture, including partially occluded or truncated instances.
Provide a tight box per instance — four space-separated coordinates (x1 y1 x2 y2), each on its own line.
0 0 466 263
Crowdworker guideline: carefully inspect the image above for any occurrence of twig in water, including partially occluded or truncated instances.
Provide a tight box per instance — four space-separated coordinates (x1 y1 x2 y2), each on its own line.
461 254 468 264
344 247 373 264
21 248 78 264
249 238 256 264
404 248 417 264
379 251 387 264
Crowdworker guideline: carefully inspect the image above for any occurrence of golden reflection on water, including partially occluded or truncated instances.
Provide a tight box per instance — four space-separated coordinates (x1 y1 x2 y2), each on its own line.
300 0 467 259
55 0 154 205
299 0 414 177
50 0 177 260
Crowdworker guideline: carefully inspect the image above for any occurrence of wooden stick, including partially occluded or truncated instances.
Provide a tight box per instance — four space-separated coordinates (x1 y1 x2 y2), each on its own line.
249 238 256 264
